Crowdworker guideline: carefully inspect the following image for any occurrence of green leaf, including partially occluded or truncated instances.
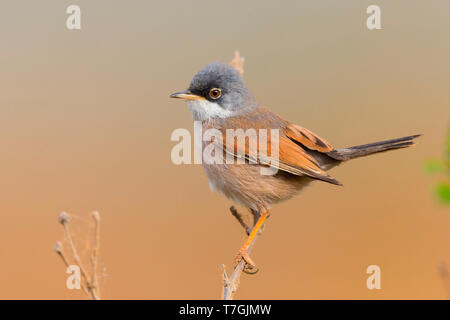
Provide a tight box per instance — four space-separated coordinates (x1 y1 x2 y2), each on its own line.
423 159 445 174
435 182 450 204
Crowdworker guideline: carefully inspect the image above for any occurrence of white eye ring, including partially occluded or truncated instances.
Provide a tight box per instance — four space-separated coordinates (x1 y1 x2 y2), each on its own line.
209 88 222 99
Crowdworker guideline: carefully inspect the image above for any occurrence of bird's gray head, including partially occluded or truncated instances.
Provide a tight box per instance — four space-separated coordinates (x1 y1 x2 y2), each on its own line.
170 62 257 121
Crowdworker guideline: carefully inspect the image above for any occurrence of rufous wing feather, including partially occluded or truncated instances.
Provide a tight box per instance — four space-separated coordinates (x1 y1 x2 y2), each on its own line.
214 126 342 185
285 123 334 153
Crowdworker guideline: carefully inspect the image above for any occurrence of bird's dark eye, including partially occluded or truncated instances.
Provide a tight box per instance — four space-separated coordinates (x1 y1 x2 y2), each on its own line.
209 88 222 99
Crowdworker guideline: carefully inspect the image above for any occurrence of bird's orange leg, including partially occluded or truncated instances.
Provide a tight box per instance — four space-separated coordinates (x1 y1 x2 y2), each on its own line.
234 210 270 271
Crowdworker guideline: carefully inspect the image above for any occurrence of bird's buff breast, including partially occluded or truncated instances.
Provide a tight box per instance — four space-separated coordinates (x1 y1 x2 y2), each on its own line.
202 157 311 212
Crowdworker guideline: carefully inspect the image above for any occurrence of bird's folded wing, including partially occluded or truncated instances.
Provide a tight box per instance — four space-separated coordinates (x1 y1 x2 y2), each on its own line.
214 125 341 185
284 123 334 153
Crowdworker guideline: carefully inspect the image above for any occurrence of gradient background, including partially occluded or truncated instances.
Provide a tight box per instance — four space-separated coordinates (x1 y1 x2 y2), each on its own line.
0 0 449 299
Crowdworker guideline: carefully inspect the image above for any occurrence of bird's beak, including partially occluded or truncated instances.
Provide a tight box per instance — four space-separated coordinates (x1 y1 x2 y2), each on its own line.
169 90 205 101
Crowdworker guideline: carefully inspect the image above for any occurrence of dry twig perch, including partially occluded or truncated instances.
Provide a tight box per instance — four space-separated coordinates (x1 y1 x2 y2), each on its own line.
221 52 267 300
222 206 264 300
229 50 245 76
54 211 101 300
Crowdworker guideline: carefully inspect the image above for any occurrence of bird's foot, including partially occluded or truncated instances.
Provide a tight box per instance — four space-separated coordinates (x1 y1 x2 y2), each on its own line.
234 247 259 274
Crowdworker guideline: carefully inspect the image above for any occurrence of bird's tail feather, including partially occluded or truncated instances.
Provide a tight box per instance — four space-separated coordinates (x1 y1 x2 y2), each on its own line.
327 134 421 161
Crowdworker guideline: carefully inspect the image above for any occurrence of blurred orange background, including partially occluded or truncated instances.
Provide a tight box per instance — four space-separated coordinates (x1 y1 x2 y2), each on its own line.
0 0 449 299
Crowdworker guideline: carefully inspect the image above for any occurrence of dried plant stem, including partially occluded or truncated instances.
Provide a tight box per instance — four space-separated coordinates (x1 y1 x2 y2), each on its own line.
230 206 251 235
222 207 262 300
230 50 245 76
222 51 260 300
55 211 101 300
90 211 100 297
54 241 89 296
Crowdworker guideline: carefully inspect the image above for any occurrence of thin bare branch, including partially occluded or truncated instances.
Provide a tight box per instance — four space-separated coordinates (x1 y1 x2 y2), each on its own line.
59 213 92 285
222 51 263 300
229 206 251 235
54 241 89 296
230 50 245 76
54 241 70 268
90 211 101 297
56 211 101 300
222 207 262 300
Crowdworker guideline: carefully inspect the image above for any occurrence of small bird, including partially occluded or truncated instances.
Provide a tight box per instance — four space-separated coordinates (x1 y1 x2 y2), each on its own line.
170 59 420 272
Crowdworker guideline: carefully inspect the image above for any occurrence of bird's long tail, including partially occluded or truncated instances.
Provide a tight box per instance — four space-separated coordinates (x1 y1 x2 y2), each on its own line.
326 134 421 161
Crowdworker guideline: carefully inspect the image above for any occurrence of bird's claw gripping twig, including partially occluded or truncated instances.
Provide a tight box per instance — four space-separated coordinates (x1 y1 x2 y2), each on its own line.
234 248 259 274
